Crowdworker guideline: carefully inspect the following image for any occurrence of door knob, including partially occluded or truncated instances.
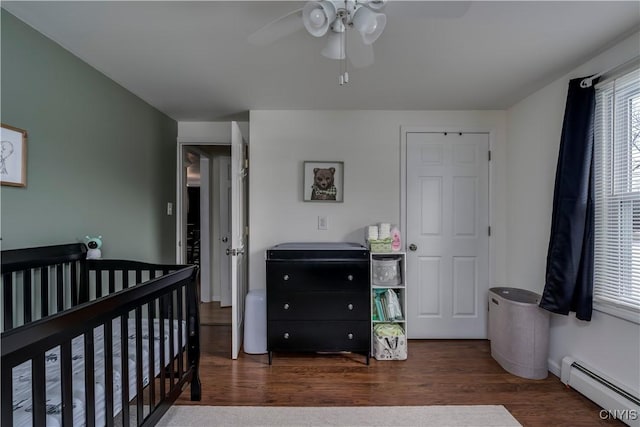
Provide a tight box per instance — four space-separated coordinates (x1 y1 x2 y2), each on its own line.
409 243 418 251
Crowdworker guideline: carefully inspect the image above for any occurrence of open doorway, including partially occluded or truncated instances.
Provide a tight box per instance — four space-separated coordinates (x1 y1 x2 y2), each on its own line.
177 121 249 359
182 145 232 330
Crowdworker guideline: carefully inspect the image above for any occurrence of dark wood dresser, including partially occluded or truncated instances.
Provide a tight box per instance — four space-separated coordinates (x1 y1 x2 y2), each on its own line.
266 242 370 364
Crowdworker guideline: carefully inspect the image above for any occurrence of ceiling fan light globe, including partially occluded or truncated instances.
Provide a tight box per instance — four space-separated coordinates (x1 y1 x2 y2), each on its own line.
352 7 386 44
309 9 326 28
302 1 337 37
367 0 387 10
321 31 346 60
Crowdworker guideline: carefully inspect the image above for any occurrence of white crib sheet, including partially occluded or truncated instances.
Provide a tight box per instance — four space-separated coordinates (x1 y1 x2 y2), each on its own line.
12 318 186 427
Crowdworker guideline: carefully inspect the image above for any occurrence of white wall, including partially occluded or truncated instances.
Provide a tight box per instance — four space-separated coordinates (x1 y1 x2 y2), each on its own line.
249 110 508 291
507 32 640 393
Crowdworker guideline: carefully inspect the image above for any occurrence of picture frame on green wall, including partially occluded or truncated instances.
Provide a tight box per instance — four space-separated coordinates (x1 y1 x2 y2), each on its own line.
1 123 27 187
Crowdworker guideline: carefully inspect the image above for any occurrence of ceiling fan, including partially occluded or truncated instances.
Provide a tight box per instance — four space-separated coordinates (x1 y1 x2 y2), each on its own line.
248 1 470 85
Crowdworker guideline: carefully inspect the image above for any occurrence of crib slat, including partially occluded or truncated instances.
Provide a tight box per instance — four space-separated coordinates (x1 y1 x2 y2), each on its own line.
61 340 73 426
135 307 144 426
109 270 115 294
121 314 130 427
177 286 184 377
84 330 96 427
56 264 64 312
96 269 103 298
1 363 12 426
80 260 90 304
23 270 32 324
135 269 142 287
33 353 46 427
40 267 49 318
71 261 78 306
168 292 176 386
159 298 166 401
3 273 13 330
105 320 115 427
148 302 156 411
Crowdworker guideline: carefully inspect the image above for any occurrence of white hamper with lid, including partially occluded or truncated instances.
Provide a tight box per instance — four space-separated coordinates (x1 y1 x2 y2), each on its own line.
488 287 550 379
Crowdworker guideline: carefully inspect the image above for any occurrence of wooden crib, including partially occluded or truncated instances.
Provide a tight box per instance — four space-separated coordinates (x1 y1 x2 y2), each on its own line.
1 243 201 426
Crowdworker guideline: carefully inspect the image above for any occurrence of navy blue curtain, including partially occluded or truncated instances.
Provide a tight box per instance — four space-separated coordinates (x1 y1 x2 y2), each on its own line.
539 77 597 321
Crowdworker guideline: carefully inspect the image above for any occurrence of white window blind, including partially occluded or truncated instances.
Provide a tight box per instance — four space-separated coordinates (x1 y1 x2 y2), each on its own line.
594 67 640 317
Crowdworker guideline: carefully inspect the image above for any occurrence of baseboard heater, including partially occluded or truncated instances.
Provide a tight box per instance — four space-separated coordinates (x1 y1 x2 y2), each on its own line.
561 356 640 427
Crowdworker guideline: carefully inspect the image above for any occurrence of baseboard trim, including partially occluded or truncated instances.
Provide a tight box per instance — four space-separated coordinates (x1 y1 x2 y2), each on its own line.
548 358 561 377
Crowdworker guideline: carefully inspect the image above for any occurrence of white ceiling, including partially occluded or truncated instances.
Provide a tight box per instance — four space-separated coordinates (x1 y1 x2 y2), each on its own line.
4 1 639 121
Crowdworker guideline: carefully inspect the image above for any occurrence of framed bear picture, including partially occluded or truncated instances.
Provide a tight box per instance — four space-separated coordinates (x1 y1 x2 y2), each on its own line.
303 161 344 202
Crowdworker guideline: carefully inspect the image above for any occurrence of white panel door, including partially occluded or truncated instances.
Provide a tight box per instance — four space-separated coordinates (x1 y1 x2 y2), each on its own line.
406 132 489 338
230 122 248 359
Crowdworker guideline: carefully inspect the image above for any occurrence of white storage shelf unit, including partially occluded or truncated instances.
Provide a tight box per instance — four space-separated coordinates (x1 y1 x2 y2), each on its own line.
370 252 407 360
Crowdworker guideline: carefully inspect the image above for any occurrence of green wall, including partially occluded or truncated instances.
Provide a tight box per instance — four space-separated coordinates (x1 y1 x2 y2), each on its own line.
1 10 176 263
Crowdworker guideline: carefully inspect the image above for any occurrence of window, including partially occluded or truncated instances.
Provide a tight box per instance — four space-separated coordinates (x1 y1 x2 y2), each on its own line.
594 67 640 321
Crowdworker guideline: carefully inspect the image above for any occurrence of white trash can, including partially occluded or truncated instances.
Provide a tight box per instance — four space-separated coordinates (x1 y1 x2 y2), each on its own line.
488 287 550 379
244 289 267 354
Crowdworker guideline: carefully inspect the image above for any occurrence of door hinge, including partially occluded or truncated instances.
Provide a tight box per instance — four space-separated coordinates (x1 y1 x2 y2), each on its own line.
488 150 492 161
245 225 249 237
244 158 249 169
488 226 492 236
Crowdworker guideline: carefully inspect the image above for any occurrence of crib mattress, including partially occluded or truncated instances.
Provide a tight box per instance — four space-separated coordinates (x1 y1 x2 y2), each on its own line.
11 318 186 427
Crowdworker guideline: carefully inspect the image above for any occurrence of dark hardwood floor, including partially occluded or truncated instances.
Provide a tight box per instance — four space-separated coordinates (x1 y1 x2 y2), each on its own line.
176 324 623 427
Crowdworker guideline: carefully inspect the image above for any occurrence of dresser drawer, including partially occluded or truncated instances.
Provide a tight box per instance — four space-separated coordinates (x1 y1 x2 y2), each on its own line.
267 292 369 321
268 321 370 352
266 260 369 292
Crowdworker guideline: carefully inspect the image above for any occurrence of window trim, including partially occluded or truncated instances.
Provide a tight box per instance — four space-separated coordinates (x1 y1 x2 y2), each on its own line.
593 66 640 322
594 300 640 324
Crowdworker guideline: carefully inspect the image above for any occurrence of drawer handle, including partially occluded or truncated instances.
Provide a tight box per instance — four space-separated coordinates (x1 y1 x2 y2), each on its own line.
347 333 354 340
284 303 290 310
347 275 353 281
283 332 290 339
347 304 353 310
283 274 289 281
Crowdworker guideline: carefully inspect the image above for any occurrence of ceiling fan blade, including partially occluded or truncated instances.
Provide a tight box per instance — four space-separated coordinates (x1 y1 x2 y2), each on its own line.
346 31 375 69
247 8 305 46
386 1 471 20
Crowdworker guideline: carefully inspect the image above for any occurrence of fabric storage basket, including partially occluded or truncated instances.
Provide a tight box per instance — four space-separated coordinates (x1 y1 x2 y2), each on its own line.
372 257 402 286
373 324 407 360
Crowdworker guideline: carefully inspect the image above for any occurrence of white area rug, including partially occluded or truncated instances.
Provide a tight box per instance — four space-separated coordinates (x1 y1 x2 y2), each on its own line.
157 405 522 426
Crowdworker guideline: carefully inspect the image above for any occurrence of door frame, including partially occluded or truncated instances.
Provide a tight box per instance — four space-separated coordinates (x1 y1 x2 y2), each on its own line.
176 141 231 265
400 126 497 302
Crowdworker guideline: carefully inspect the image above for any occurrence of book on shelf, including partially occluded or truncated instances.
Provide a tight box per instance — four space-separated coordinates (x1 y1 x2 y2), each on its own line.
373 288 403 322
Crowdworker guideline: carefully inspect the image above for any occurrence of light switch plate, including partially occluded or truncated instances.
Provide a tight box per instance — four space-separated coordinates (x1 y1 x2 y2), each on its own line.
318 215 328 230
